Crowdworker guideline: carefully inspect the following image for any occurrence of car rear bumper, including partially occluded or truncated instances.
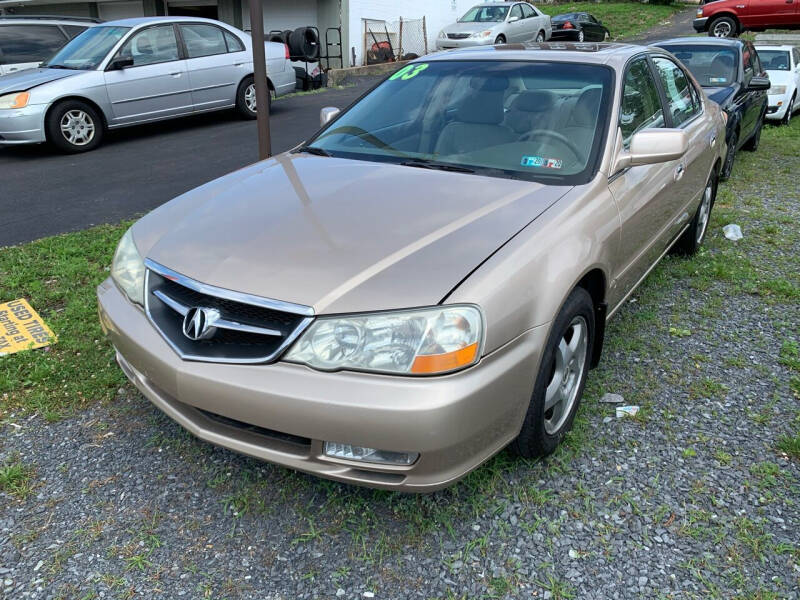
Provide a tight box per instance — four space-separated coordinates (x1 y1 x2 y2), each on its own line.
0 104 46 145
693 17 709 32
549 30 582 41
97 277 546 492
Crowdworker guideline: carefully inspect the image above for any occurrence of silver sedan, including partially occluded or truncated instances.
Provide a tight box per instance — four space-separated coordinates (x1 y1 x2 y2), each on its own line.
0 16 295 152
436 2 552 50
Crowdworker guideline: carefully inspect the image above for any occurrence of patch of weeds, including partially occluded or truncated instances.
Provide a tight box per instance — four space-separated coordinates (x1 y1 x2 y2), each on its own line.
777 431 800 459
534 573 575 600
0 454 35 499
682 448 697 459
714 449 733 466
690 377 728 400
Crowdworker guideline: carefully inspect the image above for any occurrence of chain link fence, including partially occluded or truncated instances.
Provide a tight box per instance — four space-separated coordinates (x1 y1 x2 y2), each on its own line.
363 17 428 65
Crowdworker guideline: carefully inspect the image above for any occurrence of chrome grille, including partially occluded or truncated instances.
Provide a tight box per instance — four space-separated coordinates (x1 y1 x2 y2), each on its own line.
447 33 471 39
144 259 313 364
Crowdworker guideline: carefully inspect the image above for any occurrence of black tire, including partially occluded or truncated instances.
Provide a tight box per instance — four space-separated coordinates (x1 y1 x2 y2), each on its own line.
235 76 269 120
782 93 795 125
510 288 594 458
673 168 718 255
288 27 319 61
45 99 104 153
536 30 545 42
742 114 763 151
709 15 738 38
577 29 584 42
494 34 506 44
720 129 738 180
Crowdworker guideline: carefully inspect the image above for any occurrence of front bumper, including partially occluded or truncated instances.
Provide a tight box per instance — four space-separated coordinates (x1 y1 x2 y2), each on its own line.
693 17 709 32
765 94 791 120
435 37 494 50
97 278 546 492
0 103 47 145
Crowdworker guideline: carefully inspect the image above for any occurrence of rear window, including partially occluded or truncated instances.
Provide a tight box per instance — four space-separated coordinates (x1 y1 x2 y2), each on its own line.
0 24 68 64
757 49 790 71
658 44 738 87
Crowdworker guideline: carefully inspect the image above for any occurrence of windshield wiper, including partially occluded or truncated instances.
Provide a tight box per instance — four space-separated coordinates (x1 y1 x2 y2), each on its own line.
44 64 80 70
294 145 332 157
399 158 475 174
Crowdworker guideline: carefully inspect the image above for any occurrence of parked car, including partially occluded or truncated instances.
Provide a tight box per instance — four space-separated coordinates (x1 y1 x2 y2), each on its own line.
0 15 99 76
0 16 294 152
550 12 609 42
693 0 800 38
755 44 800 124
436 1 551 49
653 38 769 179
98 43 726 492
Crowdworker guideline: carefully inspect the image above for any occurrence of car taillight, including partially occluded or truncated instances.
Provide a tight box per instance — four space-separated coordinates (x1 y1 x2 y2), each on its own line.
284 44 290 59
563 21 574 29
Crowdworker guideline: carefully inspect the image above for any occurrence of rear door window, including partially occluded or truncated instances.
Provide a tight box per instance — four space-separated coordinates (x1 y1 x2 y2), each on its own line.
521 4 535 19
0 24 68 64
619 57 666 147
180 23 228 58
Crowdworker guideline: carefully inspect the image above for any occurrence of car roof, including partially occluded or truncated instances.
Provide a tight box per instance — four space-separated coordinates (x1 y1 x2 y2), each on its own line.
0 15 101 24
426 42 660 67
101 15 229 27
653 37 744 48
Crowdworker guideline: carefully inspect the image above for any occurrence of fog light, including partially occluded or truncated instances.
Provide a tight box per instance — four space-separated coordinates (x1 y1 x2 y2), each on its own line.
324 442 418 465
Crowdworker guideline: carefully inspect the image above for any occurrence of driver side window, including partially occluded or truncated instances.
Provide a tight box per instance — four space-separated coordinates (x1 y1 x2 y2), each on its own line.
116 25 179 67
619 58 665 147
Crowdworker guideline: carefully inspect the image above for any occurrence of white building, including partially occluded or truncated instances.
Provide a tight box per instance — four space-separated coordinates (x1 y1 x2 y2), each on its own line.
0 0 478 67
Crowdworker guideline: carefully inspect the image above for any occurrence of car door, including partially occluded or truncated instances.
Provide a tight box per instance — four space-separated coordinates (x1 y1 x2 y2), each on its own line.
104 24 192 125
747 0 796 26
740 43 763 137
178 23 244 111
519 3 537 40
607 56 676 306
583 14 604 41
651 55 715 237
0 24 69 75
507 4 526 42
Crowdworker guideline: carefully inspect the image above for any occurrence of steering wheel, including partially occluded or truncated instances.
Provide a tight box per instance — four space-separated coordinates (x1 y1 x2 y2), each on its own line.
520 129 583 163
318 125 404 155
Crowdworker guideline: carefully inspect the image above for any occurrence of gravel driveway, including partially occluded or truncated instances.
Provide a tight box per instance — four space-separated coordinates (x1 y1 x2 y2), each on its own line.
2 124 799 600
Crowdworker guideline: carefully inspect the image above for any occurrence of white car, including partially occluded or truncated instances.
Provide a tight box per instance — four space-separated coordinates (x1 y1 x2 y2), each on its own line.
755 44 800 125
436 2 551 49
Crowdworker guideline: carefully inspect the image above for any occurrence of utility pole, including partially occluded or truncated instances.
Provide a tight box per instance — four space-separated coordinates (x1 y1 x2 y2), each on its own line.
248 0 271 159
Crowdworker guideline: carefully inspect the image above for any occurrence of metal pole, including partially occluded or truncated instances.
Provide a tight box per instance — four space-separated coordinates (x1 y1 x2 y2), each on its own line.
248 0 271 159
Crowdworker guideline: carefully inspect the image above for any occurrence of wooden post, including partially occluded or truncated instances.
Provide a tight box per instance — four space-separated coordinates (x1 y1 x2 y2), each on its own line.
422 15 427 55
248 0 271 159
398 16 403 59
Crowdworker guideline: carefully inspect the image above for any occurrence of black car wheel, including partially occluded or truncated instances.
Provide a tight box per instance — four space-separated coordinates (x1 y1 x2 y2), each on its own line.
742 114 763 151
536 30 545 42
709 16 738 38
673 168 717 255
45 100 104 153
494 34 506 44
721 129 738 180
782 93 795 125
577 29 584 42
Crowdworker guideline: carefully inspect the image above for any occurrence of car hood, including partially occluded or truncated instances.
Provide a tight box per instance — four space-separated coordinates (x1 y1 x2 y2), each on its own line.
764 70 791 86
0 67 82 95
134 153 570 315
704 85 736 107
444 21 502 34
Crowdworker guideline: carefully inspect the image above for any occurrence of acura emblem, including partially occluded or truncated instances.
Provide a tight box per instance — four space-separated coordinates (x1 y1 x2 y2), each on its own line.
182 307 220 341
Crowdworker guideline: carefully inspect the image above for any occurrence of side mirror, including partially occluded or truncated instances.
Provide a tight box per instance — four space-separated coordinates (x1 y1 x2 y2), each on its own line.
615 129 688 171
747 76 770 91
320 106 340 127
508 15 520 22
107 56 134 71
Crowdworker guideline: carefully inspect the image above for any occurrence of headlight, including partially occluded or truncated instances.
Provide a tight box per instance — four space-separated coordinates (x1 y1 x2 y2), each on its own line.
0 92 30 110
111 228 145 306
696 8 704 17
770 85 787 95
285 305 483 375
438 30 447 39
471 30 493 39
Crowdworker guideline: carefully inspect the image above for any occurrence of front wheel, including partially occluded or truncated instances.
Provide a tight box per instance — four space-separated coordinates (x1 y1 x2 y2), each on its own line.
709 16 738 38
782 94 795 125
494 34 506 44
673 169 717 255
45 100 103 153
510 288 593 458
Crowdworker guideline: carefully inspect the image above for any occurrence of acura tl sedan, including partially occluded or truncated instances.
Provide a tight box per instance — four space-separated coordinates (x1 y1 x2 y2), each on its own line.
0 16 294 152
98 43 726 492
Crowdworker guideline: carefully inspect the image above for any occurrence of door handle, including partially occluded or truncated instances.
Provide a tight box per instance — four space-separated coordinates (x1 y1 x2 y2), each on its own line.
710 133 717 148
170 72 182 77
234 62 244 67
674 163 685 181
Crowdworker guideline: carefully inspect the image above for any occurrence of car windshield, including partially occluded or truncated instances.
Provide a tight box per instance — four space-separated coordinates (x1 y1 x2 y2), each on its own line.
459 5 510 23
41 26 130 70
757 49 790 71
306 60 613 184
659 45 738 87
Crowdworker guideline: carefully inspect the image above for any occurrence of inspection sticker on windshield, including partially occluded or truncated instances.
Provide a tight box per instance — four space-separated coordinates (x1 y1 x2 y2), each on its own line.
389 63 429 81
709 77 728 84
521 155 562 169
0 298 56 357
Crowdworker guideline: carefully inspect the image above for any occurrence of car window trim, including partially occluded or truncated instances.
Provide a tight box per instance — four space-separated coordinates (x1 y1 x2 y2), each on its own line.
177 21 234 59
108 23 184 70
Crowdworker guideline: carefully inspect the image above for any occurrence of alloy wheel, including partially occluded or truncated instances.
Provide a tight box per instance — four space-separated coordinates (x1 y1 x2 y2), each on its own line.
783 96 794 125
578 30 584 42
712 20 733 37
60 110 95 146
696 177 713 244
543 316 588 435
536 31 545 42
245 83 257 113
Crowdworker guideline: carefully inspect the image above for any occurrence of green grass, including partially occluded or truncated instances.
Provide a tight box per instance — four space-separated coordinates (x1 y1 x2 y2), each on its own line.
538 2 684 41
0 454 35 500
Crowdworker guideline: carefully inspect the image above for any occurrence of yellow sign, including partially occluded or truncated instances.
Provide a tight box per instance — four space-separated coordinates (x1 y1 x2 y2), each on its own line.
0 299 57 356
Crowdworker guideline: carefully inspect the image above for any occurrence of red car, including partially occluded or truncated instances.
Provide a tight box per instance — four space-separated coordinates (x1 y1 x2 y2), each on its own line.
694 0 800 38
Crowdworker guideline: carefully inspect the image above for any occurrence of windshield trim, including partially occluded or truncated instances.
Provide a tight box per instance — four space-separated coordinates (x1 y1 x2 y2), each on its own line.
304 59 616 186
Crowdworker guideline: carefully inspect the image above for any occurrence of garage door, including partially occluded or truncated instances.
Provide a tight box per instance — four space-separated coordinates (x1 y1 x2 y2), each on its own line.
98 1 145 21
